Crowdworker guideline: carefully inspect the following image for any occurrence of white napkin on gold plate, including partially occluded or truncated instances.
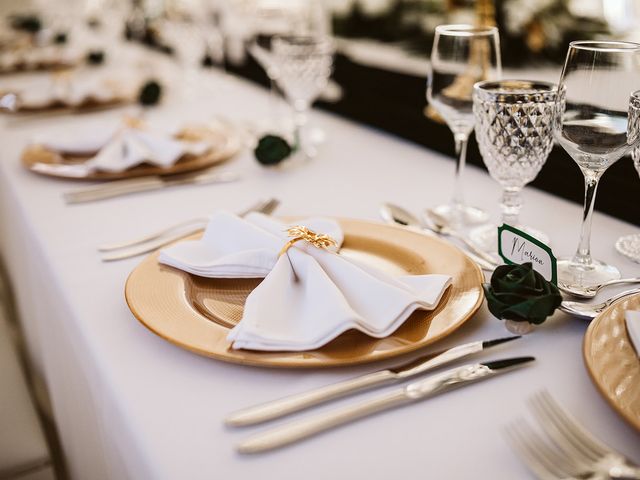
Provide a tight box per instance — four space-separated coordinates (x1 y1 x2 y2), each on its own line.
33 127 210 173
625 310 640 357
158 212 452 351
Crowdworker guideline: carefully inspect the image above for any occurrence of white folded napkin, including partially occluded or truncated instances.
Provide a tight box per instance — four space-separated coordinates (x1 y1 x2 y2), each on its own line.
159 212 452 351
34 127 210 173
625 310 640 357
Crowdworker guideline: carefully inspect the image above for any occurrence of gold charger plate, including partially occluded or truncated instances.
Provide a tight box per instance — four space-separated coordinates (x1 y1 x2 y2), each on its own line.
21 124 239 181
125 218 484 368
583 293 640 431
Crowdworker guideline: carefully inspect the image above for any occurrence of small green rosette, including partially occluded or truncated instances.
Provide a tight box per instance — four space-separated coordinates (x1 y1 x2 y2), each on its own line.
483 262 562 326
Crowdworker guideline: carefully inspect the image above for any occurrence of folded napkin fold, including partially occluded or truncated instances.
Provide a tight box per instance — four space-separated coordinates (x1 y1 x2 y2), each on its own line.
159 212 452 351
34 127 210 173
625 310 640 357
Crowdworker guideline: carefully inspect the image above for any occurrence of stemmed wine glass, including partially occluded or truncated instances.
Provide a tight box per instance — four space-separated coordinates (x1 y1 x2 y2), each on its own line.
471 80 559 253
554 41 640 287
247 1 329 129
426 24 502 227
615 90 640 263
271 35 333 159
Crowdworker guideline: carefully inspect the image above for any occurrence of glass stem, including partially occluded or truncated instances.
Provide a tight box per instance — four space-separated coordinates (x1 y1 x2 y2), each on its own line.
500 186 522 226
452 134 469 209
268 77 279 126
573 171 602 266
292 104 308 155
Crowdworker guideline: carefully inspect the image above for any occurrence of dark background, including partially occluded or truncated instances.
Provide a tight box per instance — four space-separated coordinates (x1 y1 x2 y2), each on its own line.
225 53 640 227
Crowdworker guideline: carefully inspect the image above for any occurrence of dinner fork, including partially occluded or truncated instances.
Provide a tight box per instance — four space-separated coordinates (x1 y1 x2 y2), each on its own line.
506 391 640 479
99 198 279 261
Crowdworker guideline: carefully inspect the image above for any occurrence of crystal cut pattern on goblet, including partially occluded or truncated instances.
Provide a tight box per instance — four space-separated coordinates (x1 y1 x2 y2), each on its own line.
473 86 557 189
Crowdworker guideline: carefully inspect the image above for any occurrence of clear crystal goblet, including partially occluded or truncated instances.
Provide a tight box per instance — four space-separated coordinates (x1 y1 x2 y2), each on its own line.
272 34 334 159
426 24 502 227
615 90 640 263
555 41 640 287
470 80 559 253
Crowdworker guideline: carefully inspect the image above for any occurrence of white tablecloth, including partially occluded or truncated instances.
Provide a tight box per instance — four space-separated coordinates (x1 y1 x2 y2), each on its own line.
1 59 639 480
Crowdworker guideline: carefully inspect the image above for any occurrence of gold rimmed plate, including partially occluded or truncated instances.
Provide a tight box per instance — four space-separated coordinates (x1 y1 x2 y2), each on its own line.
583 293 640 431
21 124 240 181
125 218 484 368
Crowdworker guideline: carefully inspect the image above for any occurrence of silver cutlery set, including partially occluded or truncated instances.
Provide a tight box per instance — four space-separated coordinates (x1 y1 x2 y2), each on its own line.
97 198 279 261
64 169 241 204
227 335 531 453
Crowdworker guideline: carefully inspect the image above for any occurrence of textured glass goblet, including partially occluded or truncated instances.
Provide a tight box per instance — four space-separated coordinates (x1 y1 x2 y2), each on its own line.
272 35 333 159
615 90 640 262
470 80 558 253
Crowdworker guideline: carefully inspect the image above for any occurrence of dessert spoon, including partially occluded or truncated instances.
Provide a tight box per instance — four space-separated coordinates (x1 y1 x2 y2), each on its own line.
558 277 640 299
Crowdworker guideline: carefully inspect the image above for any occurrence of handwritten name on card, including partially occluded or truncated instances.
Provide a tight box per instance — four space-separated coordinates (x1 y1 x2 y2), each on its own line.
498 224 557 284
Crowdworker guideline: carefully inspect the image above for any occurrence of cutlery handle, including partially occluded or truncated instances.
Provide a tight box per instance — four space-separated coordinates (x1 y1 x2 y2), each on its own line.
237 389 409 454
454 233 499 267
100 226 205 261
226 370 395 427
65 178 163 204
611 464 640 480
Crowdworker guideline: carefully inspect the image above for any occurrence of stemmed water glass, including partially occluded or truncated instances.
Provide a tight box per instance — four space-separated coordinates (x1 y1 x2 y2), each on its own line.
615 90 640 263
555 41 640 287
271 35 334 159
426 24 502 227
247 1 329 129
471 80 559 253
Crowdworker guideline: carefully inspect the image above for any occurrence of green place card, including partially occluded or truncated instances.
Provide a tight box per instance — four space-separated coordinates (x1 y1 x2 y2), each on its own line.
497 224 558 285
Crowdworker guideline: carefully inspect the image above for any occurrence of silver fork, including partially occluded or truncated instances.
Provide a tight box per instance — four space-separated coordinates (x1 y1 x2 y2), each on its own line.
99 198 279 262
506 391 640 479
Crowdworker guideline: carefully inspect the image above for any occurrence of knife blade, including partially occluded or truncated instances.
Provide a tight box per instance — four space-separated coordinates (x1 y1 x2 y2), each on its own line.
237 356 534 454
63 169 240 204
225 336 520 427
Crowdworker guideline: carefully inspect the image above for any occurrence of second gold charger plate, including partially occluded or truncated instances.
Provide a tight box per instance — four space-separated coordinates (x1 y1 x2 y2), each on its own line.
125 218 484 368
583 293 640 431
21 124 240 181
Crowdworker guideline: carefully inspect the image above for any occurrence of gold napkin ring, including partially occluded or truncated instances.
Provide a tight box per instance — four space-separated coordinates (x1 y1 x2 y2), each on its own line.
278 225 337 257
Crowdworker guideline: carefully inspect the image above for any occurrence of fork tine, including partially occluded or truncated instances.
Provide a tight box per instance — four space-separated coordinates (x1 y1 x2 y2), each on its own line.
532 391 612 460
530 393 600 466
505 423 560 480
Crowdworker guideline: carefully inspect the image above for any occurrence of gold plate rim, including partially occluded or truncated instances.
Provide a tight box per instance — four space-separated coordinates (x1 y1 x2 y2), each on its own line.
583 293 640 431
125 217 485 368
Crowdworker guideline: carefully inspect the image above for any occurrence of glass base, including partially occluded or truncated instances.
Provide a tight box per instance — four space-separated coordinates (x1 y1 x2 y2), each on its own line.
615 233 640 264
431 203 489 228
557 257 620 288
469 223 549 255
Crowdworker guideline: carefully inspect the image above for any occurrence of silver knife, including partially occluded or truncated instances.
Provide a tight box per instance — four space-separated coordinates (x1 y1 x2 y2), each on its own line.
225 336 520 427
237 356 534 454
63 170 240 204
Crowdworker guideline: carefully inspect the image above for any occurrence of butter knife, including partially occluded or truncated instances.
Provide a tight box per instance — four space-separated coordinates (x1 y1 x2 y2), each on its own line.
64 170 240 204
225 336 520 427
237 356 535 454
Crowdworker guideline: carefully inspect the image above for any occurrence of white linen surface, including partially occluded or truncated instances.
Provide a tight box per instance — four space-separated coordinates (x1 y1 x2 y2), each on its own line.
625 310 640 357
158 212 452 351
33 127 210 173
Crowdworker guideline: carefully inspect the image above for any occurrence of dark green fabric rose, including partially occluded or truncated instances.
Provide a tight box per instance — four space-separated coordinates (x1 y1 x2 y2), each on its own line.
11 15 42 33
483 262 562 325
86 50 105 65
254 135 294 166
138 80 162 106
53 31 68 44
